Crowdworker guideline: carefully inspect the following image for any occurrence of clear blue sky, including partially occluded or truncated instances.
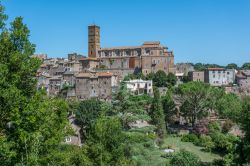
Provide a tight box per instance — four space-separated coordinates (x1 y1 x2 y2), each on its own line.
3 0 250 65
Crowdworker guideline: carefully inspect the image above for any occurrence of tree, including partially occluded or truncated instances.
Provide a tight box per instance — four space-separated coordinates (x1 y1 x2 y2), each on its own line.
178 82 211 127
194 63 224 71
194 63 206 71
149 87 166 139
226 63 238 69
0 5 69 164
166 73 177 87
86 116 132 165
40 145 92 166
242 63 250 69
161 90 176 125
170 150 200 166
153 70 168 87
216 93 242 122
145 72 155 81
75 99 103 140
237 97 250 163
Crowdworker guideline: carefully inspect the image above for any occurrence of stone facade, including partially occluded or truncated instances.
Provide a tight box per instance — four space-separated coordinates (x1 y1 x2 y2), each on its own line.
88 25 100 58
49 76 62 96
37 25 176 100
88 25 175 82
175 63 194 75
236 70 250 94
188 71 205 82
75 72 112 100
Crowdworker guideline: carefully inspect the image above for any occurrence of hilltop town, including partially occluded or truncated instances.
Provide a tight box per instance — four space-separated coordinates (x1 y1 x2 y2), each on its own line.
1 1 250 165
35 25 250 100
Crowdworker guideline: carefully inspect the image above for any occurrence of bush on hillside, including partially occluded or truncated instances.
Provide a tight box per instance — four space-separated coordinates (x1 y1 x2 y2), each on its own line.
170 150 200 166
181 134 199 144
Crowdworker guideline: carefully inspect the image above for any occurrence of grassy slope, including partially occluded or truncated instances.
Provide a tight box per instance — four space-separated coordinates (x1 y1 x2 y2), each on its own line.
162 136 221 162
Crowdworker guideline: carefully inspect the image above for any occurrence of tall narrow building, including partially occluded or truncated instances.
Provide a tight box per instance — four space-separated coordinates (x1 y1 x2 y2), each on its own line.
88 25 100 58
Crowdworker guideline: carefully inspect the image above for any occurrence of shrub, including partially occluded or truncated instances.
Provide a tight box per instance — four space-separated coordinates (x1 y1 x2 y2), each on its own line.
170 150 200 166
181 134 199 144
199 135 214 152
208 122 221 133
210 132 238 153
212 159 227 166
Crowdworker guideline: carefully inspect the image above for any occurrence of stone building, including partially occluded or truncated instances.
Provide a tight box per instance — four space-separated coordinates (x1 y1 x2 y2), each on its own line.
63 71 75 86
79 57 99 71
188 71 205 82
204 68 235 86
88 25 175 81
37 73 51 93
37 25 176 100
31 54 48 60
75 72 112 100
236 70 250 94
49 76 62 96
175 63 194 75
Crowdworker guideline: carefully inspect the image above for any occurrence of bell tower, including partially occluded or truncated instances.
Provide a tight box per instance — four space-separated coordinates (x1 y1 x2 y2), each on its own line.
88 25 100 58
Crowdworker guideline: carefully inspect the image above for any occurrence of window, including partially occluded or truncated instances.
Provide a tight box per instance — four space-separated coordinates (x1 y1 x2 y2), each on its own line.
65 137 71 143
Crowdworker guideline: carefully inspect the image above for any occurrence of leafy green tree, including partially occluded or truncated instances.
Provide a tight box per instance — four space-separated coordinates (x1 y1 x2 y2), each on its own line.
237 97 250 163
242 63 250 69
170 150 200 166
166 73 177 87
216 93 242 121
194 63 224 71
145 72 155 81
41 145 92 166
149 87 166 138
153 70 167 87
239 97 250 139
75 99 103 140
113 81 130 115
226 63 238 69
86 116 133 166
161 91 176 125
194 63 206 71
0 5 69 165
123 72 145 81
178 82 211 127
